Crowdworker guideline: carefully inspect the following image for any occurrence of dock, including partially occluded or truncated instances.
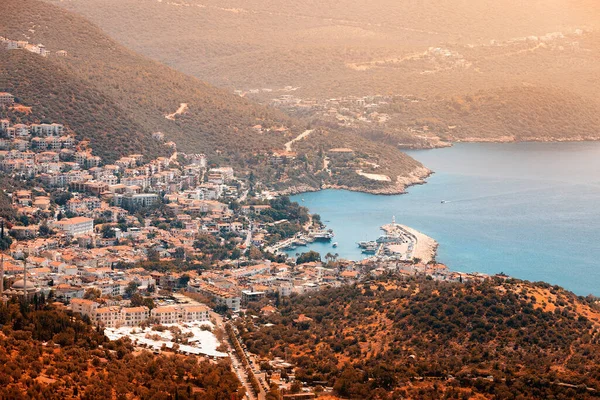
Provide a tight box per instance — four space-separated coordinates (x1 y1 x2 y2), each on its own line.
361 218 437 263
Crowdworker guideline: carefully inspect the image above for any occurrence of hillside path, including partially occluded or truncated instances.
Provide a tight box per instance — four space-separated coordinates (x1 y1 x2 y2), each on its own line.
284 129 313 151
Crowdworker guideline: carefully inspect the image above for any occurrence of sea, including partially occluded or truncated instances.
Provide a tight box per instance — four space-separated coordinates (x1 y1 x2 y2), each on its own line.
286 142 600 296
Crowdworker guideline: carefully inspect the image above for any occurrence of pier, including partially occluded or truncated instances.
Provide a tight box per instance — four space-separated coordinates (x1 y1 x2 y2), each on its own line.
360 217 437 263
265 229 333 255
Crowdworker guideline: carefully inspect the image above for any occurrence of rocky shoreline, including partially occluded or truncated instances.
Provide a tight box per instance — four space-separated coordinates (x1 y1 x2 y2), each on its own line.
279 136 600 198
445 135 600 144
279 165 433 196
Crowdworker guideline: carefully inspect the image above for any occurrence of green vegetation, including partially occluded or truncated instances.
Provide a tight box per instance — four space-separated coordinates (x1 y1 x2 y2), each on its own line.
296 251 321 264
237 277 600 399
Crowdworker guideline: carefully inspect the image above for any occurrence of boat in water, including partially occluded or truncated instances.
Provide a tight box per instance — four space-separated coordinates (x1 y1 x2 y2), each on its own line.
362 244 378 254
357 240 377 248
332 242 338 248
311 229 334 241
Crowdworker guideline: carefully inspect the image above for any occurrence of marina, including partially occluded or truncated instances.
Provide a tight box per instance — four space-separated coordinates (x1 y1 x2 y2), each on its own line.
266 229 335 255
358 217 437 263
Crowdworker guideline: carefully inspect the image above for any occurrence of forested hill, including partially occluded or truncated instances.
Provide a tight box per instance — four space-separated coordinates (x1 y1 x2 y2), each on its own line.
238 277 600 399
1 0 297 159
1 0 430 193
0 300 242 399
0 49 168 162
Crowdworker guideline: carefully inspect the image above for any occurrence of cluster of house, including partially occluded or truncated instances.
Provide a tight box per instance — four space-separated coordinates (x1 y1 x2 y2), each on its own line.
266 94 413 127
1 36 67 57
0 119 78 176
70 298 210 328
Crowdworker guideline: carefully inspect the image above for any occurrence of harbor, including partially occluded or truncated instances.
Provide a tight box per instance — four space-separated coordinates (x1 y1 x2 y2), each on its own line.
266 228 335 255
272 214 438 264
358 217 438 263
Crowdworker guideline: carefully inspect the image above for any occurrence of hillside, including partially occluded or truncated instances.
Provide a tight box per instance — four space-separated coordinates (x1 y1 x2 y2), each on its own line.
0 49 168 162
1 0 430 194
43 0 600 147
1 0 297 158
45 0 600 98
380 86 600 143
0 300 242 399
238 276 600 399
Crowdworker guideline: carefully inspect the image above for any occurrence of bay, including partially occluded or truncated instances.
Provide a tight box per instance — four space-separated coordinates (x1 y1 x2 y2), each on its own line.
287 142 600 296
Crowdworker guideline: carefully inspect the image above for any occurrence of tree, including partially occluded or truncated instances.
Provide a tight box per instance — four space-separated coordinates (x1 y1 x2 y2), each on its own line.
147 248 160 262
38 223 54 237
125 282 139 298
249 246 263 260
173 247 185 260
296 251 321 265
0 221 12 251
178 274 190 288
101 224 116 239
290 381 302 394
83 288 102 300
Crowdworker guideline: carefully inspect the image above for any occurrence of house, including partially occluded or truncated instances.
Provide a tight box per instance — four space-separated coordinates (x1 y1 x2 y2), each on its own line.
150 305 178 324
241 290 266 305
54 284 85 301
94 306 122 327
187 280 241 311
114 193 160 210
0 93 15 106
150 304 210 324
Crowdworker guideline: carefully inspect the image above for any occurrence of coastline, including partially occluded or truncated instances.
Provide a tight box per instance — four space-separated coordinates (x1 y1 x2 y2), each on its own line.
445 135 600 144
398 224 438 264
278 137 600 198
278 165 433 196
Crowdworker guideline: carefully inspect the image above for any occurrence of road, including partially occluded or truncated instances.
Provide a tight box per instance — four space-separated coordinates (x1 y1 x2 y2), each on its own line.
211 312 264 400
284 129 313 152
244 221 253 249
165 103 188 120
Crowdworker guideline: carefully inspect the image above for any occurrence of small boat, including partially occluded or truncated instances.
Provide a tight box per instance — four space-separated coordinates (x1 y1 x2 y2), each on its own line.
332 242 338 248
441 200 447 204
302 198 305 202
362 244 378 254
357 240 377 248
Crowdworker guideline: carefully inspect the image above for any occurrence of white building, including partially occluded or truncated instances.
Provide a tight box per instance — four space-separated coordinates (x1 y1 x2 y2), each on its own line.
53 216 94 236
121 306 150 327
71 298 99 317
0 93 15 106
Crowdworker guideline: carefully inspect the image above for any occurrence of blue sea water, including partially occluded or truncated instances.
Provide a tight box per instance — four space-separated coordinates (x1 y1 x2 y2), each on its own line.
286 142 600 296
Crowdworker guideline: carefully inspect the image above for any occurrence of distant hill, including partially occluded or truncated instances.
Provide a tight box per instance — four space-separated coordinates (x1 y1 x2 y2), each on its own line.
44 0 600 96
238 276 600 398
381 86 600 143
43 0 600 146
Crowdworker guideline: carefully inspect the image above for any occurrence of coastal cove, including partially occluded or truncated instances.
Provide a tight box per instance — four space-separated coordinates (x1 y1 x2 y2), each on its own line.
287 142 600 296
